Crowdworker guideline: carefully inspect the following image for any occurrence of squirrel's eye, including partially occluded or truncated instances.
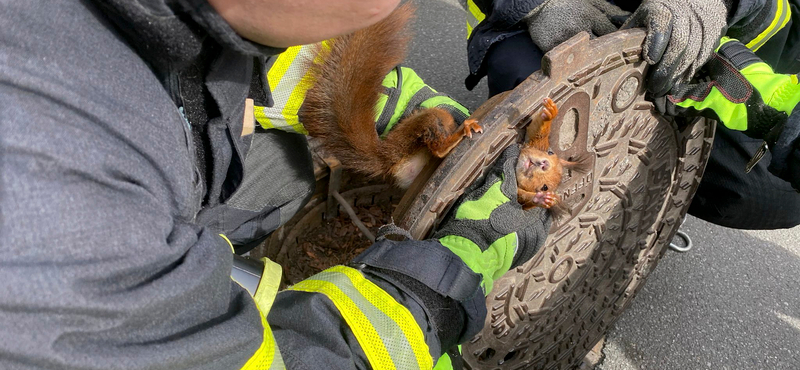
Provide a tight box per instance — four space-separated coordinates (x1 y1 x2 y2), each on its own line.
547 149 554 155
541 185 548 191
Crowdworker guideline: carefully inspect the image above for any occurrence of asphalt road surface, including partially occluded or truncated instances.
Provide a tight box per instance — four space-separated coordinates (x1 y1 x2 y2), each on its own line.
409 1 800 369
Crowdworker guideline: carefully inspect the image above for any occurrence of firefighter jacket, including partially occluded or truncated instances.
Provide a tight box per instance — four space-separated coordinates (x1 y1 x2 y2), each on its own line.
0 1 485 369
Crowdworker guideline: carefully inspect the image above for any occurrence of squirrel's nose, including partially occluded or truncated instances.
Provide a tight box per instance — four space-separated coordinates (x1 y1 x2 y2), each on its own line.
540 159 550 171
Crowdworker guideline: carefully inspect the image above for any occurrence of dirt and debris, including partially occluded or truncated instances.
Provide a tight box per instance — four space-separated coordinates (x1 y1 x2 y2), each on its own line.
282 201 395 284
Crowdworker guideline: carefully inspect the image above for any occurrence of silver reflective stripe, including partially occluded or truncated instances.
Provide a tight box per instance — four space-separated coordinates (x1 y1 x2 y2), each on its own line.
289 266 433 370
464 0 485 39
314 270 420 369
746 0 791 51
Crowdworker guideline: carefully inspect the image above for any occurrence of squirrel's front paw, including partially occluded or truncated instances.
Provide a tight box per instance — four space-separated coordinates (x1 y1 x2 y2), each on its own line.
462 119 483 138
531 191 558 209
541 98 558 121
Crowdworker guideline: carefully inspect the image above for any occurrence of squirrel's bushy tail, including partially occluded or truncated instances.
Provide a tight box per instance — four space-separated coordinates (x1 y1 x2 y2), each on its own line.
300 3 415 179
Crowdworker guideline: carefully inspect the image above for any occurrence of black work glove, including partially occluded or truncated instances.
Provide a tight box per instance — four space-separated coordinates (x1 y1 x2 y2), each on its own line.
433 145 552 294
523 0 631 52
623 0 729 97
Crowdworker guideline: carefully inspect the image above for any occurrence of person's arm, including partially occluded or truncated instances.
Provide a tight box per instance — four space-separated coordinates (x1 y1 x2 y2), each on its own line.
654 38 800 190
0 62 267 370
267 239 484 370
205 0 402 47
726 0 793 53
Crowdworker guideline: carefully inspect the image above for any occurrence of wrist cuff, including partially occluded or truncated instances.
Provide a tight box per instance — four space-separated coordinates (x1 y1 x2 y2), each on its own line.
352 239 482 302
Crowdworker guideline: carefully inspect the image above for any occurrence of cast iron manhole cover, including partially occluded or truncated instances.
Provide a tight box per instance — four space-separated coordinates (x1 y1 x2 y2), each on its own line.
393 29 715 369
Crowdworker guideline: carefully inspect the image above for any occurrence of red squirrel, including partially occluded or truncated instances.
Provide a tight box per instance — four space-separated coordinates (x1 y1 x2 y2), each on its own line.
299 3 481 188
299 4 584 211
506 98 590 211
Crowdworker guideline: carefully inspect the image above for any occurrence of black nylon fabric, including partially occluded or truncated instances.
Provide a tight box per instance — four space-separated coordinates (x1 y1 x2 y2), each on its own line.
352 240 483 302
767 104 800 190
465 0 544 89
689 125 800 229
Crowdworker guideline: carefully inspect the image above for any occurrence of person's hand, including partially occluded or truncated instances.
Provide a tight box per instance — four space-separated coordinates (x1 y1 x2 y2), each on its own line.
622 0 729 97
655 38 800 142
655 38 800 187
433 145 552 294
523 0 630 52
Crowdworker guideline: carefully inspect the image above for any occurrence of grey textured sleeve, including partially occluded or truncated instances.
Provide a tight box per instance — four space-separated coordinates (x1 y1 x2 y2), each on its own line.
0 2 264 369
0 77 265 370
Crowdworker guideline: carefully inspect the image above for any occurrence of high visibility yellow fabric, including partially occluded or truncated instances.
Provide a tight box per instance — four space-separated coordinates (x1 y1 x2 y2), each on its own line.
290 265 433 370
675 87 750 130
235 256 286 370
376 67 470 138
437 233 517 294
746 0 791 51
465 0 486 39
253 258 284 315
432 353 453 370
678 37 800 130
255 42 333 135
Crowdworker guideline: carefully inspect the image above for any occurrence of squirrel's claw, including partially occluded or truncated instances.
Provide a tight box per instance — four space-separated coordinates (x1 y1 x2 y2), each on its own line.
462 119 483 138
541 98 558 121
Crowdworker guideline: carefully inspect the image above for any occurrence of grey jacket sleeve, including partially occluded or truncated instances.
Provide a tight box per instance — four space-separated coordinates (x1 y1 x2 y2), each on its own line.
0 2 265 369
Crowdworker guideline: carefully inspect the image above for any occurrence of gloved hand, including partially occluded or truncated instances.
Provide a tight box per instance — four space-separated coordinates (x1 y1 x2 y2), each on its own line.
433 145 552 294
622 0 729 97
655 38 800 141
523 0 630 52
655 38 800 184
376 66 470 137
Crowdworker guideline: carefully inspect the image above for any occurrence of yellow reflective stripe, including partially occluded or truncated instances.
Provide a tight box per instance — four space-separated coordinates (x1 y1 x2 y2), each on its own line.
746 0 791 51
257 42 332 134
278 41 332 135
290 266 433 370
259 45 310 134
467 0 485 22
240 259 285 370
241 307 285 370
293 278 397 370
258 46 301 131
466 0 485 39
253 257 283 314
267 46 301 94
255 104 307 134
254 105 277 130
